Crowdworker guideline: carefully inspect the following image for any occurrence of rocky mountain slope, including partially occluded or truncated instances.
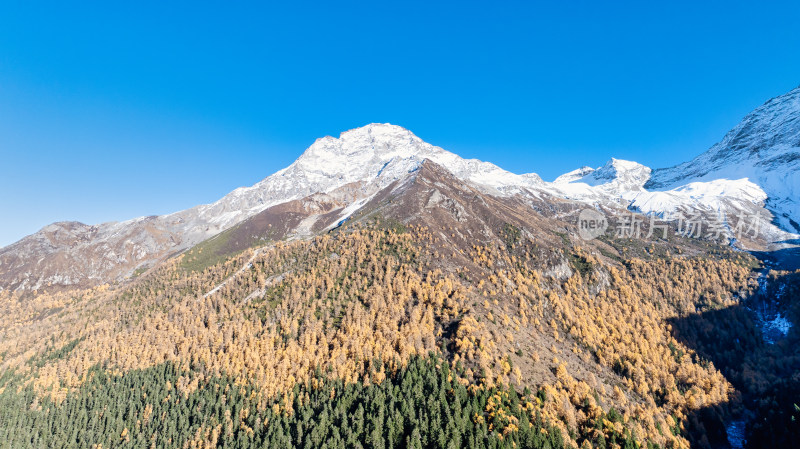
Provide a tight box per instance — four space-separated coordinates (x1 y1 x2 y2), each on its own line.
0 124 547 291
2 96 800 448
533 87 800 250
2 86 799 291
3 155 779 448
647 86 800 232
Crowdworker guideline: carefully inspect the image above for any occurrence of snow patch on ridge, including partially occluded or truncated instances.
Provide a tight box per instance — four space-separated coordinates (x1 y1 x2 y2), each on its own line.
625 178 768 215
4 92 800 291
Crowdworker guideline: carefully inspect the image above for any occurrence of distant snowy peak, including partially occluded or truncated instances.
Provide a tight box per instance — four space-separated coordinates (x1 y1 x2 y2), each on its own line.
580 158 651 190
552 156 769 203
554 158 650 189
267 123 545 196
625 178 768 216
548 157 785 244
182 124 548 237
5 85 800 292
647 86 800 232
553 166 595 184
649 86 800 188
547 86 800 235
550 158 652 203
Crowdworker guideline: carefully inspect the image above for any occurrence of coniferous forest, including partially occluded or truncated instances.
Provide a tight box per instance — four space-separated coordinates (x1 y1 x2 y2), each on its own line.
2 3 799 448
0 217 797 449
0 356 580 449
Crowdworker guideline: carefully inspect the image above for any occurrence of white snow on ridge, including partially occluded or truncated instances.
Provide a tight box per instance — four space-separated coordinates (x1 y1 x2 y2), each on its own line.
553 166 595 184
286 123 546 195
323 194 378 233
548 158 768 214
543 156 800 248
544 86 800 242
183 123 548 234
625 178 768 215
648 86 800 233
550 158 651 203
5 85 800 291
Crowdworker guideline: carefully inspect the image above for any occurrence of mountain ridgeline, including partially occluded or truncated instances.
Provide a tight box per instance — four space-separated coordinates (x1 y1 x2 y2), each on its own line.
2 86 799 292
0 87 799 448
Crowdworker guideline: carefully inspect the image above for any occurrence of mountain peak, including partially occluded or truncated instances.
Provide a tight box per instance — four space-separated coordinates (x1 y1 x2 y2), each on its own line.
285 123 545 195
556 158 651 189
8 82 799 292
303 123 421 157
646 85 800 232
295 123 430 171
340 122 414 138
649 86 800 187
597 158 649 175
288 123 440 186
553 166 595 184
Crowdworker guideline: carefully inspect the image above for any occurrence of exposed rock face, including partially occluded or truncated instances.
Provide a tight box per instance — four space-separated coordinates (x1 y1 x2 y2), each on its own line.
647 86 800 232
0 124 546 291
0 218 183 291
2 86 799 291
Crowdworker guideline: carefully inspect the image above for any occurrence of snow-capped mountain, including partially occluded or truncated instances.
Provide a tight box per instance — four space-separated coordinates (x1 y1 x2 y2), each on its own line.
221 123 545 214
566 158 651 190
648 86 800 232
0 124 546 291
551 158 652 203
159 123 549 248
550 87 800 246
552 156 772 226
2 86 799 291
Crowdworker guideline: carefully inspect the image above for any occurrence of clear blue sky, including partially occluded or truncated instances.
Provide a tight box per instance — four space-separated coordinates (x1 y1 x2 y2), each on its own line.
1 1 799 247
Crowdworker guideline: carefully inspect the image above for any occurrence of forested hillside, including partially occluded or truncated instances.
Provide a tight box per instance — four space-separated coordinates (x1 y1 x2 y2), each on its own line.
3 196 795 449
0 158 797 449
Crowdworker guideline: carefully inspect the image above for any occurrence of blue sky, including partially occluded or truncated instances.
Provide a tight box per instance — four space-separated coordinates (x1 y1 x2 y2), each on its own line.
1 1 799 247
